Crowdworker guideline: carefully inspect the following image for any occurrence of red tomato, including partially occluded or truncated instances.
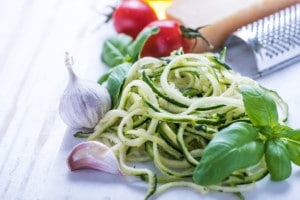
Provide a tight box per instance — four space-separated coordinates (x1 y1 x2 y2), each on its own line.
141 20 191 58
113 0 158 39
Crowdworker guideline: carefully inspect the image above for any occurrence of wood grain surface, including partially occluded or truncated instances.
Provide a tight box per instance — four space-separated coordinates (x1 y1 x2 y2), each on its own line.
0 0 116 199
1 1 300 200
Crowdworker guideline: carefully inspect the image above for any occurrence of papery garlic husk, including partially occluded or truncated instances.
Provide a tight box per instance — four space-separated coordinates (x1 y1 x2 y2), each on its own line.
67 141 124 176
59 54 111 129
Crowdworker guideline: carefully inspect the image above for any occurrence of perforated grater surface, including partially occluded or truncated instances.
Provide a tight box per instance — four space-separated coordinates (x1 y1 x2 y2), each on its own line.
224 4 300 78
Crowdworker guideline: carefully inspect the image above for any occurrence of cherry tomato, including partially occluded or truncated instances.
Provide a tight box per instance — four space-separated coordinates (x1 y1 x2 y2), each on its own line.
141 20 191 58
113 0 158 39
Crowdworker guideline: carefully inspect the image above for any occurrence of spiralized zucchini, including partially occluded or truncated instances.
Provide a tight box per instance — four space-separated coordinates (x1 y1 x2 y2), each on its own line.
88 52 287 199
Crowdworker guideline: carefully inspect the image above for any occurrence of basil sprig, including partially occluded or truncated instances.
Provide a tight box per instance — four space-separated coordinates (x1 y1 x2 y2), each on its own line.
193 84 300 185
193 121 264 185
99 27 159 107
101 26 159 68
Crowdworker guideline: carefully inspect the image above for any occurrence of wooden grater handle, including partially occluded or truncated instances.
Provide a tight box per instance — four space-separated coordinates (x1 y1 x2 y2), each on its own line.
167 0 300 53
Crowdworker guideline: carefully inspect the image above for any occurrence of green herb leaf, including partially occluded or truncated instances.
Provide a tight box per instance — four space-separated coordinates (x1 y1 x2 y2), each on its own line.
128 26 159 60
101 26 159 68
284 140 300 166
280 129 300 142
261 86 289 122
106 62 132 107
259 124 292 138
239 85 278 128
100 27 159 107
193 122 264 185
98 68 113 84
101 34 133 67
279 129 300 166
265 139 291 181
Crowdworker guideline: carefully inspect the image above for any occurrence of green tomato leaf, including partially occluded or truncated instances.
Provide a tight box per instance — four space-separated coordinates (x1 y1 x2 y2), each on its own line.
193 122 264 186
265 139 291 181
128 26 159 60
101 34 133 67
239 85 279 128
106 62 132 107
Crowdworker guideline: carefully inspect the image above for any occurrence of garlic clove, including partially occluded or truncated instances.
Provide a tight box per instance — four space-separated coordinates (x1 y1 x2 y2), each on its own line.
59 53 112 129
67 141 124 176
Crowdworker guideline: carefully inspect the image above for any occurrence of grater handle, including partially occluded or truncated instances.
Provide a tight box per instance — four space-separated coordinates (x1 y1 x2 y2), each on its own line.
191 0 300 53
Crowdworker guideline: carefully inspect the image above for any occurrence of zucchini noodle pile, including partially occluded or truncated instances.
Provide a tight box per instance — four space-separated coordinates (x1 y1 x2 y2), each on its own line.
88 52 287 199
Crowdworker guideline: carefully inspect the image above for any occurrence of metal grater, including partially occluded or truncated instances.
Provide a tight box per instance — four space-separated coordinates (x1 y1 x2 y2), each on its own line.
224 4 300 78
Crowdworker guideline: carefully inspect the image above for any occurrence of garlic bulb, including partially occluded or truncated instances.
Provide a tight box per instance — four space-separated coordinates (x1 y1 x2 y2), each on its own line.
67 141 124 176
59 53 111 129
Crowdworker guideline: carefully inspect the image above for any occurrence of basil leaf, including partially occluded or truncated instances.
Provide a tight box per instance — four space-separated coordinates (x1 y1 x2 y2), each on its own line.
258 124 292 138
193 122 264 186
128 26 159 59
280 129 300 141
101 27 159 68
265 139 291 181
284 140 300 166
101 34 133 67
239 85 278 128
100 27 159 108
98 68 113 84
279 129 300 166
261 86 289 122
106 62 132 107
272 124 293 135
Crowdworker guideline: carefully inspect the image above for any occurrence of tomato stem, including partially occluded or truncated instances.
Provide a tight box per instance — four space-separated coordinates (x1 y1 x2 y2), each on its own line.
103 5 116 23
180 25 214 51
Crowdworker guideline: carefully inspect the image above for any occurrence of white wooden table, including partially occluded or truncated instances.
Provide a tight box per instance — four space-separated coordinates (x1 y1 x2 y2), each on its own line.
0 0 116 199
1 0 300 200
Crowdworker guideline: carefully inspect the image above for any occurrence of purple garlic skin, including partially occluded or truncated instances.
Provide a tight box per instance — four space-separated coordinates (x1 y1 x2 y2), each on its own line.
59 53 111 129
67 141 123 176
